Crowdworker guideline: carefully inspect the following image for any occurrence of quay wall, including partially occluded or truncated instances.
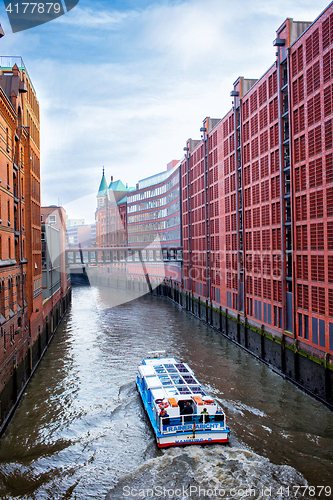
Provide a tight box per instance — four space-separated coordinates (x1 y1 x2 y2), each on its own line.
0 288 72 437
154 281 333 411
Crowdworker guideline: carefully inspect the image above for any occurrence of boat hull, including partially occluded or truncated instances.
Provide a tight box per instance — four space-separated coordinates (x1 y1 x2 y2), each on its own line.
157 434 229 447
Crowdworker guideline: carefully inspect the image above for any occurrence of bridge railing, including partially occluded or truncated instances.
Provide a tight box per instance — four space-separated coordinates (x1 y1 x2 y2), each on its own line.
66 247 183 265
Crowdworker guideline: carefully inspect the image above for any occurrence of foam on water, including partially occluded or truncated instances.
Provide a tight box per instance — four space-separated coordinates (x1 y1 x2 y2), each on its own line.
106 445 307 500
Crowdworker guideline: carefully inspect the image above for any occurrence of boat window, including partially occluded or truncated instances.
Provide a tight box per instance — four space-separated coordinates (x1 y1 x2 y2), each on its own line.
155 368 166 374
189 386 202 393
170 375 185 384
175 364 188 372
176 386 191 394
183 375 196 384
161 380 172 386
163 364 174 369
166 367 177 373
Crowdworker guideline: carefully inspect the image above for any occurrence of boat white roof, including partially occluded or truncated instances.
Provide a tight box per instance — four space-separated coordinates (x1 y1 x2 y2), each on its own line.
139 358 206 398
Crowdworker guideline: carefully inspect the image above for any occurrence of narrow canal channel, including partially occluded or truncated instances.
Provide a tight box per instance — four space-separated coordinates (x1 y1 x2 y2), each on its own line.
0 286 332 499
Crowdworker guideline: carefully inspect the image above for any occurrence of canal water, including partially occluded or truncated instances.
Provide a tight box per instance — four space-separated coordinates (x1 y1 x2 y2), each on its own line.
0 286 332 499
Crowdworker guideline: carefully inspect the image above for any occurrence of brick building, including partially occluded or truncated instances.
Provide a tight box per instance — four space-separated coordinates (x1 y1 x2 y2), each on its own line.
127 160 182 282
0 58 43 393
95 169 131 249
181 4 333 358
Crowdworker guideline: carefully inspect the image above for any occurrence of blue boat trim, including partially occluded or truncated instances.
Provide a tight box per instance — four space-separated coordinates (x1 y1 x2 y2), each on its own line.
136 356 230 447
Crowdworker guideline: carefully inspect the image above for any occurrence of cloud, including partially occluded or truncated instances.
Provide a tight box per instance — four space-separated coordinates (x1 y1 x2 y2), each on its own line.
0 0 330 218
56 5 133 28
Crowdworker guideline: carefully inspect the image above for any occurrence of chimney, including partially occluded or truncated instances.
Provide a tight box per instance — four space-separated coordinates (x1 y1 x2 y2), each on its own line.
111 176 113 183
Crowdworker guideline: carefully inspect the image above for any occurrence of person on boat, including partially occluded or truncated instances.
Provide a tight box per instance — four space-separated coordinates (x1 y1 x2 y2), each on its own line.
215 408 224 422
180 401 193 422
159 408 170 426
199 407 210 423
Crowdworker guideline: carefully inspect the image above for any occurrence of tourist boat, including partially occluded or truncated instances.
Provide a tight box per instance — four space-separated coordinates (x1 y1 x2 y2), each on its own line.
136 354 230 447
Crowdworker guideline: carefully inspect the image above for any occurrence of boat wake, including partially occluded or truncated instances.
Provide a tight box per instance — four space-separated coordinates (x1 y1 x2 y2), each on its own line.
106 445 307 499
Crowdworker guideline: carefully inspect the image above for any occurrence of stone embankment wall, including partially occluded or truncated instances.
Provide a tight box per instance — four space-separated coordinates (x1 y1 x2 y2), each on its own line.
154 281 333 411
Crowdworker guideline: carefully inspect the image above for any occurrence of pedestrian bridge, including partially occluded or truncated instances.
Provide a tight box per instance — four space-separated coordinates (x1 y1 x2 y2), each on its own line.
66 246 183 268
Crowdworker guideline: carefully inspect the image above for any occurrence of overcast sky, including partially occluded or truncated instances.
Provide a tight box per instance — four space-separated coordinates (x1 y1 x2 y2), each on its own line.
0 0 331 222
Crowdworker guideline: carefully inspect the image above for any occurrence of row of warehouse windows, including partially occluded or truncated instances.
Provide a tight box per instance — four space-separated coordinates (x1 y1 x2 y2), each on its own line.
296 254 333 283
245 227 281 250
222 114 234 138
225 229 279 251
296 222 333 251
293 121 333 162
244 202 280 228
291 28 320 79
242 98 278 141
182 199 219 218
243 178 279 206
242 72 277 122
225 179 280 215
223 154 236 175
295 188 333 220
183 218 220 237
293 51 333 102
239 98 333 162
184 236 220 252
295 155 333 190
182 164 218 187
226 253 282 274
242 126 279 162
243 151 279 185
226 272 283 302
297 284 333 317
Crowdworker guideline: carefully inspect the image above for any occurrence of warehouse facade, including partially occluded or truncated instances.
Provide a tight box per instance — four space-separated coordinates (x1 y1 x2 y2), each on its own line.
181 4 333 362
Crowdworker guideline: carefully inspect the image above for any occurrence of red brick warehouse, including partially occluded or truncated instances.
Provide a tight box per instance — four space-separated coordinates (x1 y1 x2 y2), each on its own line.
181 3 333 359
0 58 43 394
